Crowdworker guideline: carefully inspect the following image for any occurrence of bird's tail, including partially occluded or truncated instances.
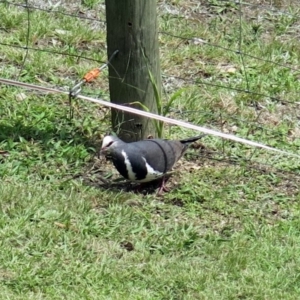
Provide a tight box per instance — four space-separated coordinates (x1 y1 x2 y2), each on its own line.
179 134 206 144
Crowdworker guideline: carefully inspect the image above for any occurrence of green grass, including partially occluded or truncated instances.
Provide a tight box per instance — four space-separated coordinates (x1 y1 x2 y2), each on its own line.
2 181 300 299
1 0 300 298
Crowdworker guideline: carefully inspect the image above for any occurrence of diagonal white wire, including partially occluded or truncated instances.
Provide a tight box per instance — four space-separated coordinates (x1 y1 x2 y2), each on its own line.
1 77 299 158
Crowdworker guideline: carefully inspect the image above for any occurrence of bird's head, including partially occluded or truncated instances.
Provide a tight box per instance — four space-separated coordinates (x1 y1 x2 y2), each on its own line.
99 135 121 158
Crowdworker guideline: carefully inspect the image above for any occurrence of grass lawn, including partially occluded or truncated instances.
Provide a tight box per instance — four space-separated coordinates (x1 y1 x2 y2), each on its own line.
1 0 300 299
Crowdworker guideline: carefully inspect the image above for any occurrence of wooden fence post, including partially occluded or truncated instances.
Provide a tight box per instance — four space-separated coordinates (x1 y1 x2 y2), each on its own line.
105 0 161 141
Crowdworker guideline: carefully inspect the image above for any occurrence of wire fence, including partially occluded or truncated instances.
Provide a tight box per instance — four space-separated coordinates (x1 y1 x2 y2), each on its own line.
1 0 300 184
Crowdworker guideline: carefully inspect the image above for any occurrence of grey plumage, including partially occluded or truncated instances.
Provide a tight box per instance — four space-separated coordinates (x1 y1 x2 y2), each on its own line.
100 134 205 183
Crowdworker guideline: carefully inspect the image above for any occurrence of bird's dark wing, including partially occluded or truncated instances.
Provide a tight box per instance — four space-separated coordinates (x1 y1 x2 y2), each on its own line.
126 139 185 175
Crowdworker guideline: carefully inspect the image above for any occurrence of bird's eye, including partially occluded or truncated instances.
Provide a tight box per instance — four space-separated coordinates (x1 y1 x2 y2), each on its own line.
106 141 114 147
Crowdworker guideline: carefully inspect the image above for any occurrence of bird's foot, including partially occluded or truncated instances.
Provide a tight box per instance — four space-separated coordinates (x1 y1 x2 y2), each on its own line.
156 177 170 195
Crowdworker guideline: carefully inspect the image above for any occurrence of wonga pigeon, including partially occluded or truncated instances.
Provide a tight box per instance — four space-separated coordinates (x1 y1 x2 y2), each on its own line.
99 134 206 193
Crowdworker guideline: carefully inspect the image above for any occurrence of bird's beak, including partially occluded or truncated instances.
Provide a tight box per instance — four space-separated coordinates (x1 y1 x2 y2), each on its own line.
98 147 108 158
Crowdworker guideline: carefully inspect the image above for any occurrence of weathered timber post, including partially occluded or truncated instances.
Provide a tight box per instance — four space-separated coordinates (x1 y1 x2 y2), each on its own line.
105 0 161 142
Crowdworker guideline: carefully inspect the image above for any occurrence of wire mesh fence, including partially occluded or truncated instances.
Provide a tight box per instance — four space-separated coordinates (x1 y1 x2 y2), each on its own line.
1 0 300 189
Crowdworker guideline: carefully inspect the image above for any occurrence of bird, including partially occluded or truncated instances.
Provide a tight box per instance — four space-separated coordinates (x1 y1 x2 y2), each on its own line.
99 134 206 193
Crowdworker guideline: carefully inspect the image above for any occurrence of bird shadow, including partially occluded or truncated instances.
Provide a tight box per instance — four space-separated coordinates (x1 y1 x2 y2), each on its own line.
80 159 169 195
82 175 163 195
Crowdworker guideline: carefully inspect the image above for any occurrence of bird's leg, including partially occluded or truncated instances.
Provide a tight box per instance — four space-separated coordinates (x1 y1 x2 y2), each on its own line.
157 176 170 195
